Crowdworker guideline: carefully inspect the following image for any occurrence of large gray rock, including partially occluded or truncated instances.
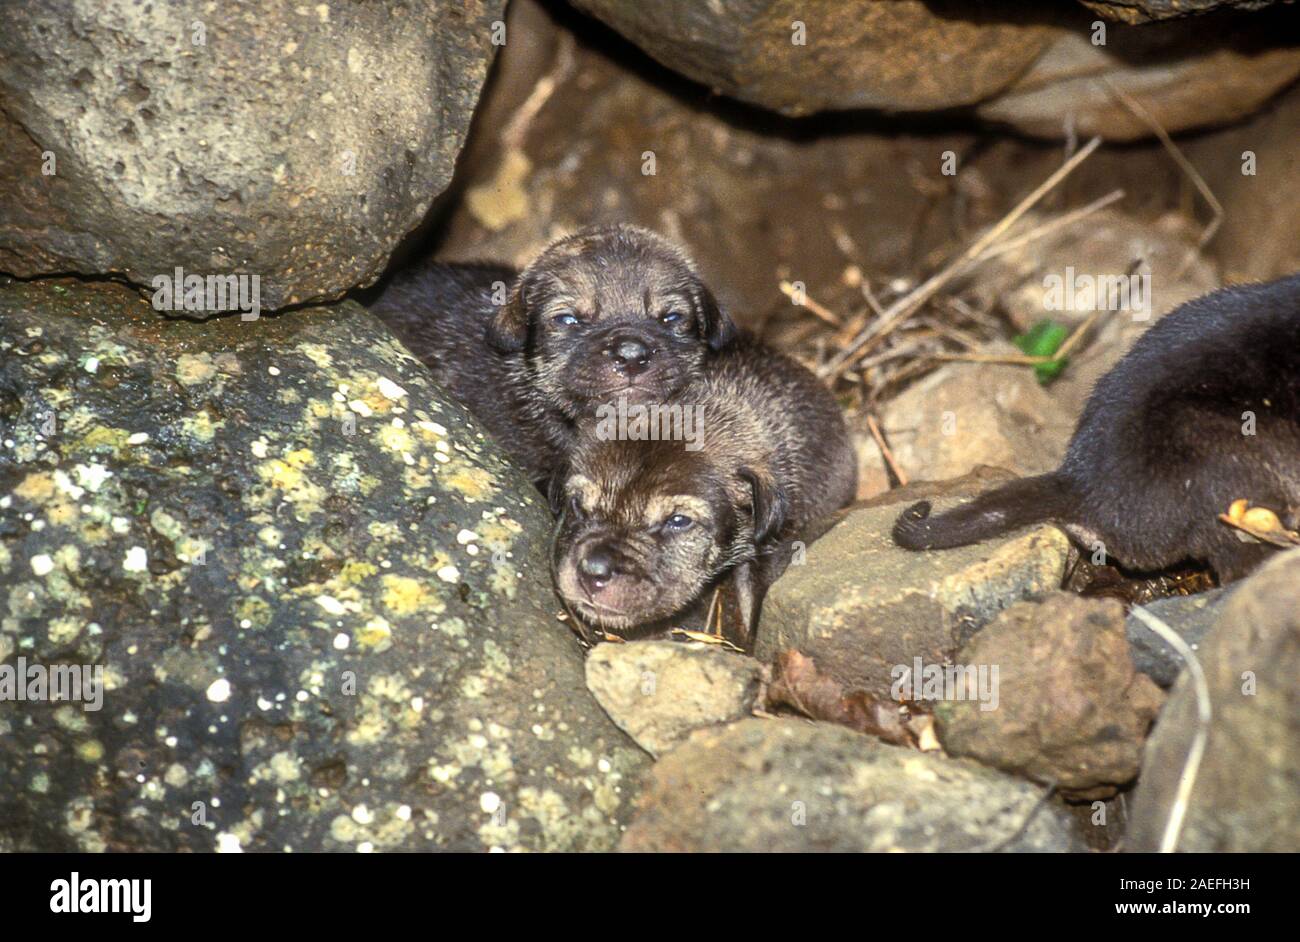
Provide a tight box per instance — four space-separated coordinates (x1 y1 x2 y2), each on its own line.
620 718 1084 852
0 0 503 309
1079 0 1283 23
1126 549 1300 852
0 279 647 852
569 0 1055 117
571 0 1299 139
977 8 1300 141
756 490 1070 699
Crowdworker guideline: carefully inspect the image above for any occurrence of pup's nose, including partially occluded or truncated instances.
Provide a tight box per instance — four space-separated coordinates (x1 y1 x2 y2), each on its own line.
577 545 615 593
608 338 651 376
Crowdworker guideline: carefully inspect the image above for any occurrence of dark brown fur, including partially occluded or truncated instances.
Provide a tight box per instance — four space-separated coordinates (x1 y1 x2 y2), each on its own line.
551 337 857 641
368 225 735 481
893 274 1300 582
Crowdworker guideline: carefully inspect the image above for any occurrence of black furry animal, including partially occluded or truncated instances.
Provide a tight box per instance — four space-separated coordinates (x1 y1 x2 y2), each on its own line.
893 274 1300 583
368 225 735 481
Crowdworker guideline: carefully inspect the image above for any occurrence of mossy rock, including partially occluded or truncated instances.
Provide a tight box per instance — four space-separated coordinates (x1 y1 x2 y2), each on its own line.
0 279 647 852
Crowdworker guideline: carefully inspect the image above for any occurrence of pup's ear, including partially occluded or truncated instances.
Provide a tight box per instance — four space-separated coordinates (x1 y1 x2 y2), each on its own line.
486 276 529 353
695 283 737 351
739 467 787 545
546 465 569 517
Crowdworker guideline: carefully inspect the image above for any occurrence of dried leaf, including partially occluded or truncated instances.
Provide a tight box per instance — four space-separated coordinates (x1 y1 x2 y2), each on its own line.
766 650 918 747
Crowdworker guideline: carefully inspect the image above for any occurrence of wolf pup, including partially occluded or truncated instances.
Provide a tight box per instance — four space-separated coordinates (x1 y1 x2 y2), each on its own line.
369 225 736 480
550 337 857 641
893 274 1300 583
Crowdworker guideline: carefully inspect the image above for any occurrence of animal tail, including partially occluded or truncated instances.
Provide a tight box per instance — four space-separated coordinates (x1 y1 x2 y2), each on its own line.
891 473 1074 551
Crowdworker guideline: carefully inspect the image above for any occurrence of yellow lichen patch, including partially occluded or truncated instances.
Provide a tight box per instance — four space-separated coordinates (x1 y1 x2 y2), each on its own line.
234 595 273 631
380 574 441 617
297 342 334 370
258 448 324 506
338 560 379 585
402 467 433 491
345 375 399 417
15 472 55 503
175 353 218 386
356 616 394 652
479 516 523 551
442 463 498 503
180 408 220 443
377 422 415 456
45 499 79 528
47 616 84 646
76 425 133 456
488 563 519 600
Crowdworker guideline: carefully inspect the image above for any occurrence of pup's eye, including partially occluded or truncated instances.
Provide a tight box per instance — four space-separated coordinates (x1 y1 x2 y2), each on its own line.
664 513 693 531
553 312 580 327
660 310 684 325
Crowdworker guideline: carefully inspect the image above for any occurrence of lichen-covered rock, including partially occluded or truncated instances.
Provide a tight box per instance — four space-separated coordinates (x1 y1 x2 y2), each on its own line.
1126 549 1300 852
756 492 1070 699
935 594 1166 799
619 718 1084 852
585 641 763 757
977 8 1300 141
569 0 1054 117
0 279 647 852
1126 589 1227 688
0 0 503 309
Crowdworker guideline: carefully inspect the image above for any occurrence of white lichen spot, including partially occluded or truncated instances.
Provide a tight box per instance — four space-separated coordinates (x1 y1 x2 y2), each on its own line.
456 529 478 545
333 632 350 650
84 357 100 374
315 594 347 616
127 432 150 445
348 400 373 418
480 792 501 814
53 469 84 500
436 564 460 583
122 545 149 573
351 804 374 825
74 463 112 493
206 677 232 703
376 377 407 401
216 832 243 853
30 554 54 576
251 438 269 459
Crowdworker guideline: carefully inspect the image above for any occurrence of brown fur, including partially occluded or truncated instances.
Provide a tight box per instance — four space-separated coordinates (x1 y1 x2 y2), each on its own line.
369 225 735 481
551 337 857 641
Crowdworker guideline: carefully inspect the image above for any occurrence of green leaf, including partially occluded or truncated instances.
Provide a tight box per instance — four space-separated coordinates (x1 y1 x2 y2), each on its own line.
1013 319 1069 384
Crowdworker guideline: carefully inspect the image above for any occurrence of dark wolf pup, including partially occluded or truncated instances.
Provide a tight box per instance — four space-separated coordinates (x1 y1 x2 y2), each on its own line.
550 337 858 641
369 224 736 480
893 274 1300 583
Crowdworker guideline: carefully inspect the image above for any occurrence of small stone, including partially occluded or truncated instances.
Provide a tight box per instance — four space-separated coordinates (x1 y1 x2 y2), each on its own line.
585 641 763 756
